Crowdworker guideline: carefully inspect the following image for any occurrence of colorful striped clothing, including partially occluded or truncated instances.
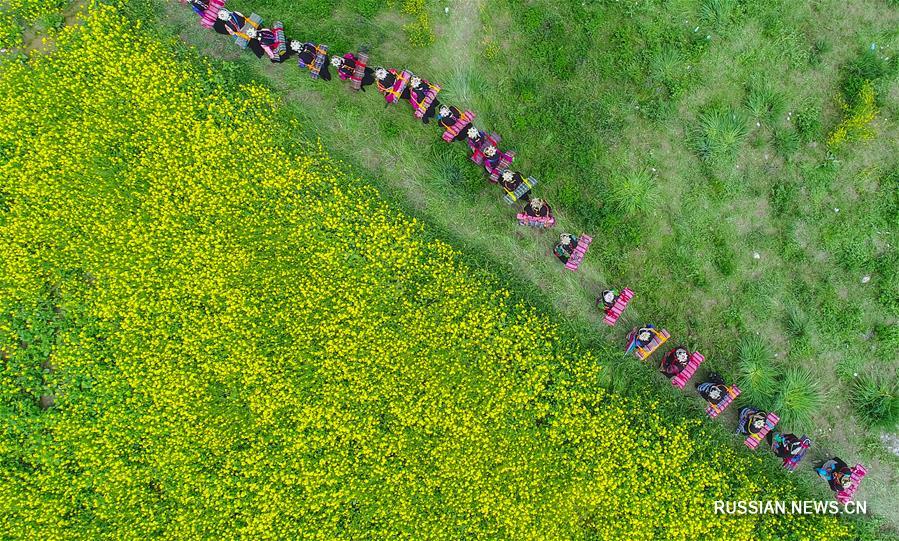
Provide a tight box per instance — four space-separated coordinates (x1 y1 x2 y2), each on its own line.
213 11 245 36
377 70 411 103
736 407 768 436
625 326 659 355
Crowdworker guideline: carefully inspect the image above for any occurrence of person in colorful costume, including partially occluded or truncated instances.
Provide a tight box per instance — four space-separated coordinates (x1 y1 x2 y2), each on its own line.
597 289 619 312
815 458 855 493
766 432 806 460
253 24 289 62
553 233 579 264
659 346 690 378
500 170 531 201
695 372 730 405
291 41 332 80
331 54 375 90
374 67 411 101
408 76 440 123
736 406 769 437
213 9 246 37
436 104 473 142
524 198 552 219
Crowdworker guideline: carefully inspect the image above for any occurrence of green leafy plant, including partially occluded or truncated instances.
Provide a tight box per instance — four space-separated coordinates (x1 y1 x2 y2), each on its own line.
693 107 748 164
745 82 786 126
850 372 899 429
606 168 660 216
737 335 778 407
775 367 823 432
827 80 877 149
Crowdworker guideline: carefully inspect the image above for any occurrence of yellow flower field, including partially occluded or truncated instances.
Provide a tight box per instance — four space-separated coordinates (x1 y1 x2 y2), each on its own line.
0 3 853 539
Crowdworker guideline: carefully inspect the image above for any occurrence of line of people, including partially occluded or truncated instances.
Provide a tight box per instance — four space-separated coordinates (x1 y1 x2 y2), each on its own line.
180 0 868 503
617 322 865 500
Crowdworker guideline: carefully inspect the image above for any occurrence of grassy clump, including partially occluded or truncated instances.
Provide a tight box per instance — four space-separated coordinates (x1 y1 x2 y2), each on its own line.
775 367 824 432
737 335 779 408
745 80 786 126
605 168 660 216
693 107 748 164
850 372 899 430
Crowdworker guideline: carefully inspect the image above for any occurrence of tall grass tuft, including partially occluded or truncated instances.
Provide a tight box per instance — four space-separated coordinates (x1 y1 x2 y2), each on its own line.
699 0 738 28
773 128 800 160
737 335 778 407
774 367 823 432
850 371 899 430
606 168 660 216
745 82 786 125
693 108 748 164
784 305 809 339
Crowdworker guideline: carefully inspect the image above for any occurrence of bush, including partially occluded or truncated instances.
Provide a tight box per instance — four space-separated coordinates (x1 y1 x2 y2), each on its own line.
693 107 748 164
737 335 779 407
745 81 786 126
850 372 899 430
606 168 659 216
775 367 824 432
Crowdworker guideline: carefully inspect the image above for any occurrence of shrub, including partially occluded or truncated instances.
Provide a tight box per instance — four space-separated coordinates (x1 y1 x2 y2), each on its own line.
606 168 660 216
745 81 786 126
850 372 899 430
693 107 748 164
737 335 778 407
775 367 824 432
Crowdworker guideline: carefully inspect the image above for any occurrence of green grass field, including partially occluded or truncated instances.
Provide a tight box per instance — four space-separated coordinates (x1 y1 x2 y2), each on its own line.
154 0 899 528
0 3 876 538
2 0 897 535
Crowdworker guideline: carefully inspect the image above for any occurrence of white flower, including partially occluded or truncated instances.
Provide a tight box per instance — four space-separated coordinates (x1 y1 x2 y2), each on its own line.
502 170 513 182
467 127 479 139
438 105 451 117
410 76 422 88
245 27 257 38
330 56 343 67
290 40 301 51
375 68 388 80
217 9 230 21
483 145 497 157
